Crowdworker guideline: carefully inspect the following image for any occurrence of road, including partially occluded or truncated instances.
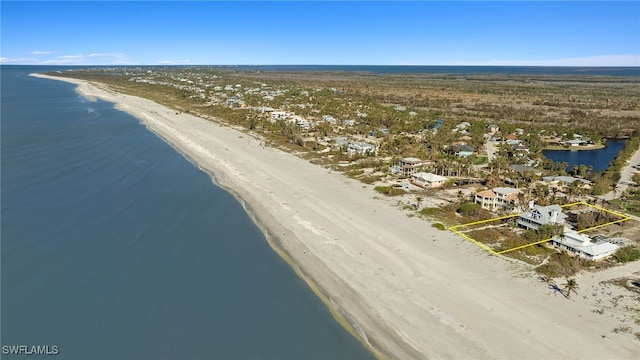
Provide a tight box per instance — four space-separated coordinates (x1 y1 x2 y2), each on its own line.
601 143 640 201
485 140 498 162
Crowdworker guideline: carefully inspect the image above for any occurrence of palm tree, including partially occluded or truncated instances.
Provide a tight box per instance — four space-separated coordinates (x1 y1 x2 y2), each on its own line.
563 278 579 299
415 196 423 210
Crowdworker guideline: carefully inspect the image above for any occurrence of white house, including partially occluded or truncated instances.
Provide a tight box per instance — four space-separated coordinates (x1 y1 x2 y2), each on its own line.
410 172 448 188
474 187 521 210
347 142 376 156
270 111 289 121
398 157 425 176
551 231 619 260
517 204 567 231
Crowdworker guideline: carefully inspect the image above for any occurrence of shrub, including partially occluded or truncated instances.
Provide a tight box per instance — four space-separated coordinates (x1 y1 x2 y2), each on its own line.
388 187 406 196
432 223 446 231
347 169 365 177
374 186 389 194
373 185 405 196
360 175 382 184
614 245 640 263
458 202 481 217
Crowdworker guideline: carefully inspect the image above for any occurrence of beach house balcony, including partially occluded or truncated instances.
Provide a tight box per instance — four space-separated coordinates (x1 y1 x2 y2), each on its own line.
517 204 567 231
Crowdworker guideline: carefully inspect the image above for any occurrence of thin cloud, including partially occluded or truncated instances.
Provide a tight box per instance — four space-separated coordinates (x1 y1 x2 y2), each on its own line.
40 52 135 65
0 57 39 64
30 50 52 55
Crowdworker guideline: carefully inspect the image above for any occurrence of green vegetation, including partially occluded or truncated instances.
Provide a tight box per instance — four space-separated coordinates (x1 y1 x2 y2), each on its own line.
614 246 640 263
563 278 579 299
431 223 446 231
49 67 640 275
536 253 597 279
374 186 406 196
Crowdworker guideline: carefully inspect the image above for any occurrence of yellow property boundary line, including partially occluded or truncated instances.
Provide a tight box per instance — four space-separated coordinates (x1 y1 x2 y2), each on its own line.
449 202 632 255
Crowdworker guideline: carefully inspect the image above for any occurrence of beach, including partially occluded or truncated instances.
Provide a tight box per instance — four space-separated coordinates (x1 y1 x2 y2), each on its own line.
32 73 640 359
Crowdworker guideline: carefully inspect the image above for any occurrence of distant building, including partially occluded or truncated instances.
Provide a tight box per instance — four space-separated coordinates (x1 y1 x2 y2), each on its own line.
410 172 448 188
454 144 475 157
334 137 349 148
432 118 444 133
398 157 425 176
474 187 521 210
347 142 376 156
542 176 592 186
270 111 289 121
517 204 567 231
487 124 500 134
565 139 587 147
322 115 337 124
551 231 619 261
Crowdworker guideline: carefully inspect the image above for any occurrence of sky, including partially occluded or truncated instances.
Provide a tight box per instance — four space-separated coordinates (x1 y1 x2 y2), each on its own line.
1 1 639 66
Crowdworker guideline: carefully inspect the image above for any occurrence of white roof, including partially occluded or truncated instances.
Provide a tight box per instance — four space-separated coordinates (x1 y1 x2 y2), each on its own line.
555 231 619 257
493 187 520 195
401 157 423 163
412 172 448 182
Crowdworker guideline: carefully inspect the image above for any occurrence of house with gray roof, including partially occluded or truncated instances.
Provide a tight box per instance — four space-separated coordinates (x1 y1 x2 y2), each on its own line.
517 204 567 231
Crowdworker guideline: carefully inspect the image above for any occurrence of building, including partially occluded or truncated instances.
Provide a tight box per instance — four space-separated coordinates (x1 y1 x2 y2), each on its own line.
398 157 425 176
410 172 448 188
347 142 377 156
551 231 619 260
322 115 337 124
454 144 475 157
474 187 521 210
270 111 289 121
517 204 567 231
487 124 500 134
542 176 592 186
565 139 587 147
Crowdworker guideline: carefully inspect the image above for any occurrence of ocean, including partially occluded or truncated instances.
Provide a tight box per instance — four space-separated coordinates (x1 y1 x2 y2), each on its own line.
0 66 372 359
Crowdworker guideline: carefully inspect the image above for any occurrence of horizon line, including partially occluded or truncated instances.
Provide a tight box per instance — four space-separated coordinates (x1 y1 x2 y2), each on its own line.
3 64 640 68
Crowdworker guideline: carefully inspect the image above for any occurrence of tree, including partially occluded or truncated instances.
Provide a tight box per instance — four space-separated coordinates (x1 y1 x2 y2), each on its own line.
563 278 579 299
415 196 423 210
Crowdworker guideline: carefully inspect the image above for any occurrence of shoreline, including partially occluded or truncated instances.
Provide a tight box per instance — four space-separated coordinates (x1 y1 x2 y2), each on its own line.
542 144 606 151
31 73 640 359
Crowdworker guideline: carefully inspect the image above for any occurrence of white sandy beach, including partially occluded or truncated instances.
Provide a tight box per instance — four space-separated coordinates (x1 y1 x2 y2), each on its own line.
33 73 640 359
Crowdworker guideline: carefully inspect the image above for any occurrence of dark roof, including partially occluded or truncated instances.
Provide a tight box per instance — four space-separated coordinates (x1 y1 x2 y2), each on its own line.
455 145 474 152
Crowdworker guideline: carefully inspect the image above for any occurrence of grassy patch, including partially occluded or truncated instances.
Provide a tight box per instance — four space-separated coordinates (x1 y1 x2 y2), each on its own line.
614 245 640 263
432 223 446 230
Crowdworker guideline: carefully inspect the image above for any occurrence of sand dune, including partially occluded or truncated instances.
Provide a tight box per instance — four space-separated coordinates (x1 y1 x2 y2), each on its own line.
32 73 640 359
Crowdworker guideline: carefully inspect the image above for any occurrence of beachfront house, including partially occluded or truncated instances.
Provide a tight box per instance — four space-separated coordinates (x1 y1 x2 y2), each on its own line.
410 172 448 188
474 187 521 211
398 157 425 176
551 231 619 261
517 204 567 231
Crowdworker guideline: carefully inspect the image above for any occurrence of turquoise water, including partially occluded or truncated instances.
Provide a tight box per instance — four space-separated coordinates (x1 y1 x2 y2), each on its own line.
1 66 372 359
